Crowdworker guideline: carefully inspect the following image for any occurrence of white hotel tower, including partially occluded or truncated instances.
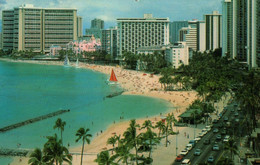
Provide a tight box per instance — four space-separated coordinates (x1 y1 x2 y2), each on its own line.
116 14 170 57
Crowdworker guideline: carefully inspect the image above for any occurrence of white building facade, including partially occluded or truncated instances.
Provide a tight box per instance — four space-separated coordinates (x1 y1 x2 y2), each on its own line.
2 4 81 53
204 11 222 51
116 14 170 57
179 20 206 52
165 42 189 69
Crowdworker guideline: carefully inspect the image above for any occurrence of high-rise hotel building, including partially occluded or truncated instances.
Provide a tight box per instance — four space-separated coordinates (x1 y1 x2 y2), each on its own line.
116 14 170 57
222 0 233 58
179 20 206 52
2 4 82 53
169 21 188 44
101 27 118 59
222 0 259 68
91 18 104 29
204 11 222 51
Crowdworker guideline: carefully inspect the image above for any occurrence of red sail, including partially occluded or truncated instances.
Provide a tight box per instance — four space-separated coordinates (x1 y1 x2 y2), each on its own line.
109 69 118 82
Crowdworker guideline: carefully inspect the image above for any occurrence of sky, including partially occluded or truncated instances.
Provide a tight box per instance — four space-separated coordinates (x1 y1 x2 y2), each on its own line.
0 0 222 33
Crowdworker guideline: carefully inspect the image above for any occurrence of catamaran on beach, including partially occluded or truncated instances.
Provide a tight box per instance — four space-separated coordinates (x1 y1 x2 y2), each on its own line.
107 69 118 85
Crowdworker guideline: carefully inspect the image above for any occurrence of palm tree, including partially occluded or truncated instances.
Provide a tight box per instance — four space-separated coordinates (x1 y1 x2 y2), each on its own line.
155 121 165 138
167 113 176 131
75 127 92 165
115 145 134 165
43 134 72 165
141 120 154 130
28 148 46 165
224 139 238 160
162 114 176 147
107 136 117 154
123 119 140 165
114 134 122 148
53 118 66 145
95 150 118 165
143 128 160 159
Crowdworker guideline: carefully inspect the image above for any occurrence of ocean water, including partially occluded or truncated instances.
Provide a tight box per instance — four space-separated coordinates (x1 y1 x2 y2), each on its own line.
0 60 172 164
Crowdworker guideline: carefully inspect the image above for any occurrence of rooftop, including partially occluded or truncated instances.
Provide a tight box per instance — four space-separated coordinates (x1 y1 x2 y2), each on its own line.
13 4 77 10
117 14 169 22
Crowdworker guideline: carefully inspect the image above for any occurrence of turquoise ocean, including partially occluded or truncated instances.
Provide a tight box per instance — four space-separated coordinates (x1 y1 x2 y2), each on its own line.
0 60 172 164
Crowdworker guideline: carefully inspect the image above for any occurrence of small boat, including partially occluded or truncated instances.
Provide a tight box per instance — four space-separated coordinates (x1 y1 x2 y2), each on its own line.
75 58 79 68
107 69 118 85
64 55 70 66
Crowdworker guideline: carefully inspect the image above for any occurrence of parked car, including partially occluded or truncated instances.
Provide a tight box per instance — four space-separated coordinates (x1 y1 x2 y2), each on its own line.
186 144 193 151
175 155 184 162
198 132 204 137
212 144 219 151
208 156 214 163
206 125 212 131
180 150 189 156
189 140 196 147
203 139 210 145
216 134 222 140
213 128 219 133
223 135 230 142
181 159 191 165
194 137 201 142
202 128 208 134
194 149 201 156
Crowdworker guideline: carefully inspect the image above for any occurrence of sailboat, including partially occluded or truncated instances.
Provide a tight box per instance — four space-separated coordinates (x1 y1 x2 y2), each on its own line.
64 55 70 66
107 69 118 85
75 58 79 68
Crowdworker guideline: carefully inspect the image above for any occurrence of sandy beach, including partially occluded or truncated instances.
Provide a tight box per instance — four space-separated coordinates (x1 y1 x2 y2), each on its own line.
1 58 230 165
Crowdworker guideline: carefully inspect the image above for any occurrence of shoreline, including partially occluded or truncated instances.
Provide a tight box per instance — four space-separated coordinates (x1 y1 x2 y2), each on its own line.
1 58 200 165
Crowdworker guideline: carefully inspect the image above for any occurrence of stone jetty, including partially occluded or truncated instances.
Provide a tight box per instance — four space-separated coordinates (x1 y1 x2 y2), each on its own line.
0 109 70 132
0 148 30 156
106 90 124 98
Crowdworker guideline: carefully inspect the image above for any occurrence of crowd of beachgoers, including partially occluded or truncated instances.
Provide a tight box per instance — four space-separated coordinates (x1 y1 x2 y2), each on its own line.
1 58 230 165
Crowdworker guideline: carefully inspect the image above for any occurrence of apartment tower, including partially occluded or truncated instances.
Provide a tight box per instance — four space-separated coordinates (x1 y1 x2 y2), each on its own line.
77 16 83 38
101 27 118 59
222 0 259 68
117 14 170 57
222 0 233 57
91 18 104 29
2 4 81 53
179 20 205 52
204 11 222 51
86 18 104 39
169 21 188 44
